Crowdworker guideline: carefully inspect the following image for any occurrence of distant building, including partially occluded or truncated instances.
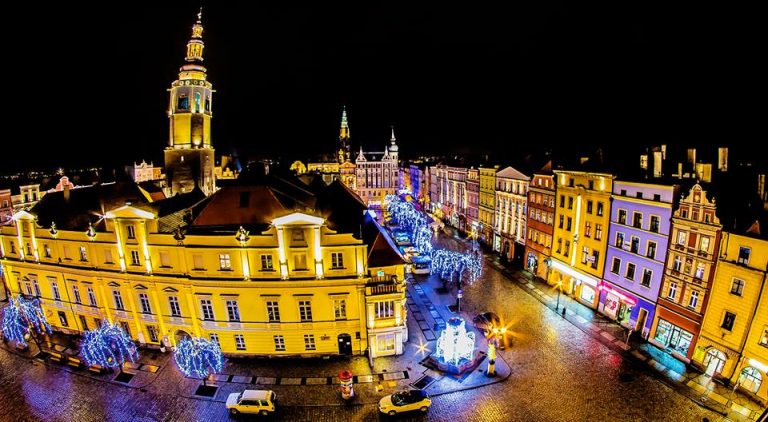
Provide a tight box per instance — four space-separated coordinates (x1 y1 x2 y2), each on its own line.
126 160 163 183
11 184 42 212
0 189 12 224
478 166 499 244
214 155 240 181
354 127 399 207
524 162 555 279
494 166 530 262
466 168 480 238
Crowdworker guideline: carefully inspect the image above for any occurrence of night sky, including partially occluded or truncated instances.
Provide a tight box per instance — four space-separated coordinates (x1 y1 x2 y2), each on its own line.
2 2 762 172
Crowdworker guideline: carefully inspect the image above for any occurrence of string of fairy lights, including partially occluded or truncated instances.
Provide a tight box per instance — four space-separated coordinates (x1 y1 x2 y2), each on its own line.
1 295 53 347
80 323 139 368
173 336 224 379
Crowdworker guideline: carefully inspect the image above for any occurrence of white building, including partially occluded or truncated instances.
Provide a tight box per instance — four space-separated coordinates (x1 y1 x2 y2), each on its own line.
355 128 400 207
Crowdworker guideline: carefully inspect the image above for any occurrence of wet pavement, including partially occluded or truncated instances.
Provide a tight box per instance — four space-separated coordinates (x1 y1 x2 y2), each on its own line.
0 228 730 421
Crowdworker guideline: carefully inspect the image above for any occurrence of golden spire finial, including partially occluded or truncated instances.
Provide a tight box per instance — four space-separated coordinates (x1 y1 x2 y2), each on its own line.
197 6 203 23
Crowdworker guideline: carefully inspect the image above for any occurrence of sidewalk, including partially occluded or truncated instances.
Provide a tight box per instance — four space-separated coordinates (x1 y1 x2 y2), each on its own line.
484 254 766 422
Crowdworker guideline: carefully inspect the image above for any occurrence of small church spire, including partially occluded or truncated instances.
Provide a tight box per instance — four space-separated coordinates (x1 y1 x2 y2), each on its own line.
389 125 399 153
338 106 351 163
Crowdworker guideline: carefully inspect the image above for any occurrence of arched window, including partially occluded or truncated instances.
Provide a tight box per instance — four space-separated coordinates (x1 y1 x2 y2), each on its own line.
177 94 189 110
205 96 211 112
194 92 201 113
739 367 762 393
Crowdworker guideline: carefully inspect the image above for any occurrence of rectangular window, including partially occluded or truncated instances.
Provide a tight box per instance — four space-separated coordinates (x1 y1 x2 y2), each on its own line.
633 212 642 229
556 238 562 254
597 202 604 216
611 257 621 274
304 334 316 351
130 250 140 266
694 263 705 280
689 290 699 309
584 222 592 238
113 290 125 310
566 217 572 231
159 251 171 268
169 296 182 317
587 201 593 214
699 236 710 253
226 300 240 322
760 327 768 347
235 334 246 350
9 241 15 254
334 299 347 320
210 333 220 346
559 195 565 208
44 244 52 258
588 180 594 190
51 281 61 301
630 237 639 254
730 279 745 296
331 252 344 269
266 301 280 322
668 282 677 300
299 300 312 322
582 246 589 264
139 293 152 314
192 255 204 270
376 301 395 319
58 311 68 327
219 254 231 270
595 224 603 240
569 178 574 187
72 285 82 304
564 241 570 257
591 250 599 269
261 255 273 270
378 333 396 352
79 246 88 261
120 322 131 338
79 315 89 331
626 263 636 280
294 254 307 270
274 335 286 351
641 269 652 287
616 232 625 248
147 325 158 343
721 312 736 331
568 197 573 210
677 231 686 246
87 287 97 307
673 256 682 272
738 247 751 265
647 241 657 260
104 249 114 264
33 280 41 297
126 225 136 239
558 215 564 229
650 216 660 233
201 299 214 320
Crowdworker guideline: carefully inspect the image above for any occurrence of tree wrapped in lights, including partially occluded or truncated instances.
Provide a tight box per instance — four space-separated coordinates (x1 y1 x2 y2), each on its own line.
1 295 52 347
412 224 433 255
80 322 139 369
174 336 224 385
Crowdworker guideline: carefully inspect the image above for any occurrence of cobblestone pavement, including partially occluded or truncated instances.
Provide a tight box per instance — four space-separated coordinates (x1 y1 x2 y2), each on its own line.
0 229 725 421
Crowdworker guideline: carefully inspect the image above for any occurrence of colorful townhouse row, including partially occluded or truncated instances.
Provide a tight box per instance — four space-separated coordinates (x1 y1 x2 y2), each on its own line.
403 160 768 404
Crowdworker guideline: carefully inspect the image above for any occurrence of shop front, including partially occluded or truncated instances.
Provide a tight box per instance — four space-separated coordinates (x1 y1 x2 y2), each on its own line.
597 285 655 338
548 259 599 309
650 307 700 362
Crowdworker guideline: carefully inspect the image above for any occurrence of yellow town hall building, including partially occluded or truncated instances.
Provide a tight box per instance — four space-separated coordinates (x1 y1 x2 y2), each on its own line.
0 11 407 360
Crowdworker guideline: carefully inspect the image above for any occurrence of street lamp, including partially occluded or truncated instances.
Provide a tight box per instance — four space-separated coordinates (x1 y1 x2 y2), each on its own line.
556 281 563 311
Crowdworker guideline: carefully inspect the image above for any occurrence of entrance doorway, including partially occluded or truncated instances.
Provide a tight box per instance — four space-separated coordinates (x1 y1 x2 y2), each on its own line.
703 348 727 377
338 333 352 355
502 241 511 260
175 330 191 345
527 253 538 274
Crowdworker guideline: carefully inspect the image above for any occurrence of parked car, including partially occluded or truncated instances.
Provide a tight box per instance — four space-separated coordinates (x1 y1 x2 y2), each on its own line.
379 389 432 416
226 390 277 416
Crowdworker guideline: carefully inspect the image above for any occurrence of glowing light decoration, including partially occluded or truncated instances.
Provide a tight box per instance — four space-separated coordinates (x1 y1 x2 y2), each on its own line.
431 249 483 284
80 322 139 368
434 317 475 367
174 336 224 380
2 295 52 346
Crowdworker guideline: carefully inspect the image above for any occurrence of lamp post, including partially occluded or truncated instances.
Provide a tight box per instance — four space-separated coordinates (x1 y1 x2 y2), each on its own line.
556 281 563 311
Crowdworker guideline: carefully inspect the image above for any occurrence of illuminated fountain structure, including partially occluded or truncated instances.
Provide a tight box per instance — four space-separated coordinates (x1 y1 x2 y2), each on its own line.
430 317 477 375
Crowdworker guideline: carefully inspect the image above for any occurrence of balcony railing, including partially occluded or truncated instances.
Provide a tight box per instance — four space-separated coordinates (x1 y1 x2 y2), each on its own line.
370 284 400 295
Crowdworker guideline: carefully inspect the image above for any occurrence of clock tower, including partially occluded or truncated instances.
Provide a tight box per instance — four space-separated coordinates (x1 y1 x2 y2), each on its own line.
164 9 216 196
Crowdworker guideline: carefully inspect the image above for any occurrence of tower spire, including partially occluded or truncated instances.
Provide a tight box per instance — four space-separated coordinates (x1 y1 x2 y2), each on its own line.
338 106 351 163
185 8 205 63
389 125 399 154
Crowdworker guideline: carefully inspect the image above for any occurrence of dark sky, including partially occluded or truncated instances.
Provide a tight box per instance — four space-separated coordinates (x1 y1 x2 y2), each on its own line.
1 2 762 172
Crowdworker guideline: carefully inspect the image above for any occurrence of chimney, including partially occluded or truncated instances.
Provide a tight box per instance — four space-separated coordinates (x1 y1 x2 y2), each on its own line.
63 184 70 202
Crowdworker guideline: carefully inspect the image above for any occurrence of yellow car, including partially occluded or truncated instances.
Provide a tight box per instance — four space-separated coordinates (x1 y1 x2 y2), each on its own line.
225 390 277 416
378 389 431 416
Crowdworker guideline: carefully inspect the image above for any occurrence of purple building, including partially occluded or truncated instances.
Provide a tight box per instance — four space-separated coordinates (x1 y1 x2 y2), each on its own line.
599 181 678 338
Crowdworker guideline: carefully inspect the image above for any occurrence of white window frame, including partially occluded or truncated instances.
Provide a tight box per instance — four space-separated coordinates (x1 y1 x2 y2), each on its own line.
266 301 280 322
234 334 246 350
298 300 312 322
201 299 215 321
331 252 344 269
219 253 231 270
169 296 182 317
304 334 316 351
274 335 286 351
139 293 152 314
375 301 395 319
226 300 240 322
87 287 97 307
334 299 347 320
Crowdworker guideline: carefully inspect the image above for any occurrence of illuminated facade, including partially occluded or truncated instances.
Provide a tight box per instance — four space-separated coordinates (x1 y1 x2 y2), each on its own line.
127 161 164 183
0 178 408 359
524 166 555 279
164 11 216 196
493 166 529 261
693 228 767 402
548 170 614 309
651 184 721 361
478 166 499 244
354 127 399 207
467 168 479 239
338 106 351 164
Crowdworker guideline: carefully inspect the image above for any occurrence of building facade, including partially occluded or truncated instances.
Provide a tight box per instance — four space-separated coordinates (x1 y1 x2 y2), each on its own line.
354 128 399 207
0 179 408 359
478 166 498 244
693 229 767 403
524 169 555 279
600 181 677 338
494 167 529 262
164 12 216 196
0 189 11 225
127 161 164 183
467 168 480 239
548 170 613 309
651 184 722 361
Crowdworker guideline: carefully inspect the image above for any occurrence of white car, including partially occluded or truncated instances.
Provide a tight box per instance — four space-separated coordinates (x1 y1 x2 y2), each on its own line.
379 389 431 416
226 390 277 416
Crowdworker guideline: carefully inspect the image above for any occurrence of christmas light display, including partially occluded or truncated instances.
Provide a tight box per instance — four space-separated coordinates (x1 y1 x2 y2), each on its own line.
1 295 52 347
80 322 139 368
174 336 224 380
434 317 475 367
431 249 483 284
